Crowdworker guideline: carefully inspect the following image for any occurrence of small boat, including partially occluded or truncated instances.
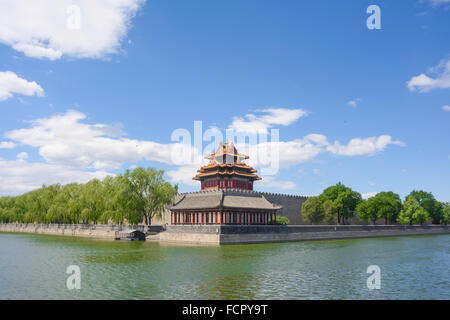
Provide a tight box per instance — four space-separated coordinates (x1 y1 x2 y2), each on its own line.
114 229 146 241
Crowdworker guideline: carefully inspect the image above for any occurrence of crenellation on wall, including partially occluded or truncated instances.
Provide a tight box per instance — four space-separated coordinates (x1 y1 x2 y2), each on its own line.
255 191 308 225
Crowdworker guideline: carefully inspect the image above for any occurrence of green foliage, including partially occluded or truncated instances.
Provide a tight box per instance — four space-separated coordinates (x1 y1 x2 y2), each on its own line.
407 190 442 224
0 167 178 225
318 183 362 225
356 192 402 225
398 197 430 225
440 203 450 225
356 200 377 224
273 216 290 225
302 197 325 224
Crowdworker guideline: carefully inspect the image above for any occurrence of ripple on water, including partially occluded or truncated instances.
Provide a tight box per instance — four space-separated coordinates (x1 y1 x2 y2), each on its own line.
0 233 449 299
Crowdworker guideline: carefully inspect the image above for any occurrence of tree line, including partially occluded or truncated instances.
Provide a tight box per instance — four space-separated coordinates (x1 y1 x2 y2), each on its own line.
302 183 450 225
0 167 178 225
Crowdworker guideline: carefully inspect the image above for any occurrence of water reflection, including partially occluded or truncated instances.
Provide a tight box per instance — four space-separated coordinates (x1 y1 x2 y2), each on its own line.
0 233 449 299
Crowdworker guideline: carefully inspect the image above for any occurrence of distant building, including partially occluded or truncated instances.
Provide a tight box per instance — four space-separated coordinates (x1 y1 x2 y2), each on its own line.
169 142 283 225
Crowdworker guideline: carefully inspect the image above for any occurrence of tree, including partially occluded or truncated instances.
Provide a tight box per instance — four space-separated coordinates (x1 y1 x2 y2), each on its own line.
302 197 325 224
407 190 441 224
356 192 402 225
412 207 430 225
356 200 378 225
0 166 178 226
128 168 178 225
376 192 402 224
398 197 430 225
318 183 362 225
440 203 450 225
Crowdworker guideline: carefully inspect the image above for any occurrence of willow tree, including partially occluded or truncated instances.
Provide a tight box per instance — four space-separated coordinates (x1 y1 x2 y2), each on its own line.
127 167 178 225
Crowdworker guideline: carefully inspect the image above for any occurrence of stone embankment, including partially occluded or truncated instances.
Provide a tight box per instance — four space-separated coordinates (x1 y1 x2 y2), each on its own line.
1 223 449 245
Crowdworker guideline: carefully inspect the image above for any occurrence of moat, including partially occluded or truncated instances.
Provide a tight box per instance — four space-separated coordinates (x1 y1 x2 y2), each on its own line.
0 232 449 299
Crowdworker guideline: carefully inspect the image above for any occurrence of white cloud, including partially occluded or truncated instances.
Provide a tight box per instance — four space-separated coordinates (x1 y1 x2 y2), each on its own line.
0 141 15 149
12 43 62 61
407 57 450 92
5 110 202 171
428 0 450 7
326 135 405 156
258 176 296 190
166 165 200 187
228 108 307 134
362 192 378 199
347 98 361 108
0 109 405 195
0 0 145 60
0 71 44 101
443 105 450 112
16 152 28 160
0 158 113 196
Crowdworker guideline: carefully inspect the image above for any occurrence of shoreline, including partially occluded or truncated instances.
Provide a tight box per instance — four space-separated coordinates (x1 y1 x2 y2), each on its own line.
1 223 449 245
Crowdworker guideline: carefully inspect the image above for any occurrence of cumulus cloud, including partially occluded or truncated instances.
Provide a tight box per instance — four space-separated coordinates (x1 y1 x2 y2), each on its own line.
326 135 405 156
0 158 113 196
0 71 44 101
166 165 200 187
362 192 378 199
443 105 450 112
228 108 308 134
16 152 28 160
0 109 404 194
5 110 201 171
0 0 145 60
0 141 15 149
407 57 450 92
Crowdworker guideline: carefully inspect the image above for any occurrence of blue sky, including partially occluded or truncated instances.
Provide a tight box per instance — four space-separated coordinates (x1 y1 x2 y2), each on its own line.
0 0 449 201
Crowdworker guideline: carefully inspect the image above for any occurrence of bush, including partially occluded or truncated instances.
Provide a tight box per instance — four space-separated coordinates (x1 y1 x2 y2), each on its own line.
273 216 290 225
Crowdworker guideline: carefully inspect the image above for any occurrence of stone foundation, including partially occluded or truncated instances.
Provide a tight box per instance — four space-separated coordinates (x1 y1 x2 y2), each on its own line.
147 224 450 245
0 223 145 239
2 223 449 245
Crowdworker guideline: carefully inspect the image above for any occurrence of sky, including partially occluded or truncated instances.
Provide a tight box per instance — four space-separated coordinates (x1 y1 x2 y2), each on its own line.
0 0 449 201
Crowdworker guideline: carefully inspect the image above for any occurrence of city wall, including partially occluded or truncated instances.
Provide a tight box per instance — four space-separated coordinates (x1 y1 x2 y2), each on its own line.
147 224 450 245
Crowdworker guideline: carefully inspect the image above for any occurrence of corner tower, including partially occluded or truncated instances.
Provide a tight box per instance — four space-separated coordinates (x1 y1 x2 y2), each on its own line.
193 141 262 190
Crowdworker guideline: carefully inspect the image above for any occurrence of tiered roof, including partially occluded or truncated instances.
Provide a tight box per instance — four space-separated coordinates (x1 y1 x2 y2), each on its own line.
193 141 262 181
170 189 281 210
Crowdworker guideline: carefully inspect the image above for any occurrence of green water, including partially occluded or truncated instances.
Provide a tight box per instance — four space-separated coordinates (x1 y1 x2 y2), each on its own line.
0 232 449 299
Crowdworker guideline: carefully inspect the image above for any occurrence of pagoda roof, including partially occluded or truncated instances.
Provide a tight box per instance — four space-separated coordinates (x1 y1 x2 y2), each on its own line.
197 163 258 172
193 170 262 180
205 141 249 160
170 189 282 211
